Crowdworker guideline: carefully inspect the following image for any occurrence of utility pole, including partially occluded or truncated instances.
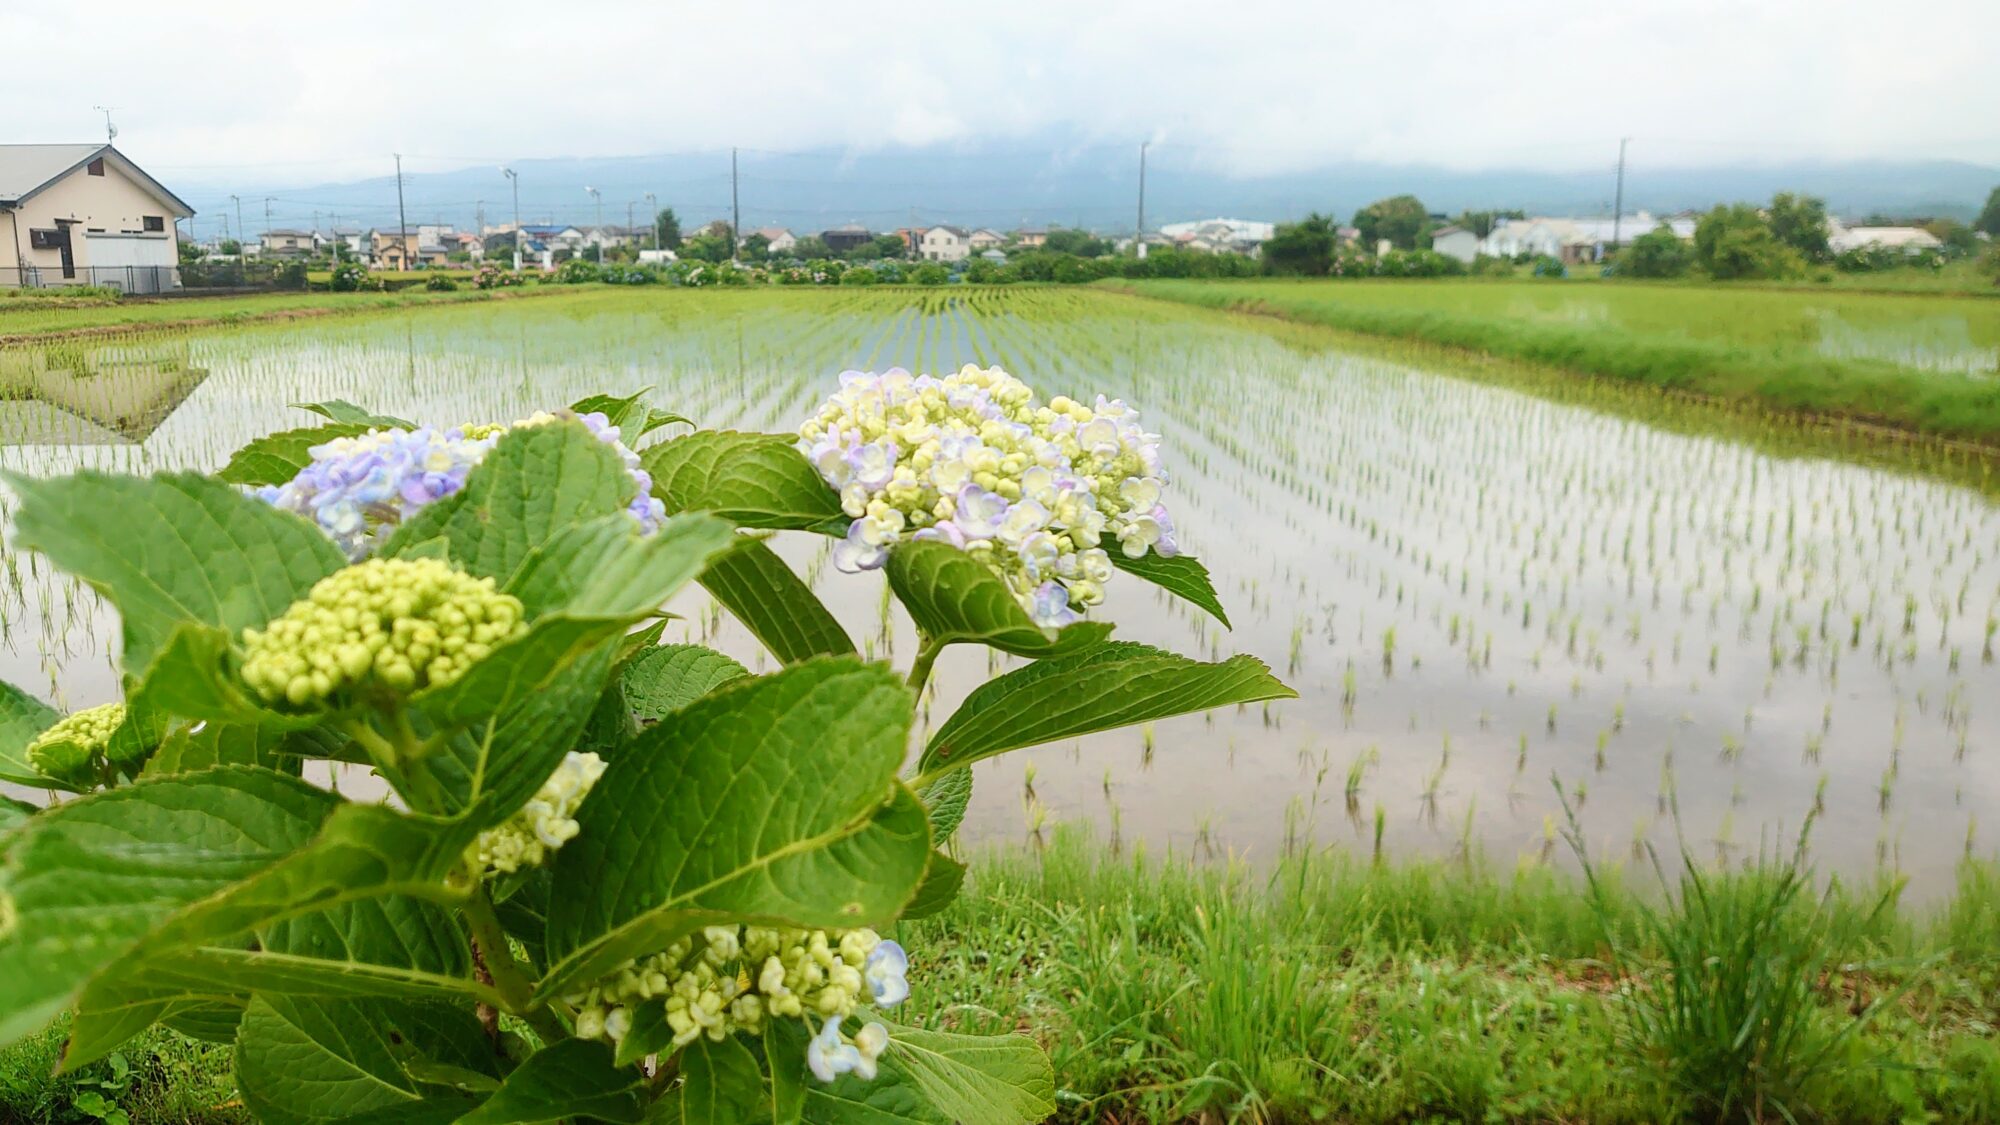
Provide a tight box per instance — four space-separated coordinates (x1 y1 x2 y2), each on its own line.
585 186 602 263
1611 137 1630 250
263 196 274 236
501 167 521 270
645 192 657 250
230 195 243 254
730 147 741 262
475 199 485 237
394 154 410 271
1135 141 1149 260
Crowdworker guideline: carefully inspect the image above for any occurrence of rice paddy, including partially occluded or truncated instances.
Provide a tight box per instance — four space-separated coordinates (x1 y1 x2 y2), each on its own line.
1 284 1995 897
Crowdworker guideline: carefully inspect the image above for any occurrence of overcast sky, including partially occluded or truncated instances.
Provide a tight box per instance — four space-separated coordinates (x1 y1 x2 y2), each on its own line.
8 0 1998 189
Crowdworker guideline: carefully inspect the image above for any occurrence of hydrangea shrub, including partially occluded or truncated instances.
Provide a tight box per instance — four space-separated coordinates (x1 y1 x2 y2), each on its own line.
0 379 1291 1123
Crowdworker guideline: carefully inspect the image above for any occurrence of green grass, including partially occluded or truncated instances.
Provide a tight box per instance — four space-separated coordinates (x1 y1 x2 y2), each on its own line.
1114 277 2000 445
0 285 563 340
4 826 1997 1123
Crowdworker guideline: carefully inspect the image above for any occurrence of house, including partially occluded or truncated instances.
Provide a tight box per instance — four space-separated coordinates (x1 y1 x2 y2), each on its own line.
326 227 367 256
1157 217 1275 255
968 229 1004 251
1427 225 1479 264
1012 228 1048 248
441 231 484 259
583 225 647 251
0 143 194 293
752 227 795 254
919 225 971 262
1827 222 1943 255
259 229 317 257
520 224 586 253
1481 213 1688 264
370 229 447 270
822 224 873 253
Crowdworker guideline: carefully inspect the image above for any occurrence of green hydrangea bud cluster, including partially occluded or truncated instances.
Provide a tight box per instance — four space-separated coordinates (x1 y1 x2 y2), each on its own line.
565 925 883 1051
240 558 526 708
472 751 607 874
25 702 125 785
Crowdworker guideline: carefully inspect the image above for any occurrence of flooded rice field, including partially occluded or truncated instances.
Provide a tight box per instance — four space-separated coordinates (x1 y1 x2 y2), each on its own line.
2 287 1995 894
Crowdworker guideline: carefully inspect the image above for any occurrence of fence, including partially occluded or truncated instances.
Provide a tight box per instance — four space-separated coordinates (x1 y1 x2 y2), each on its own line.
1 265 184 295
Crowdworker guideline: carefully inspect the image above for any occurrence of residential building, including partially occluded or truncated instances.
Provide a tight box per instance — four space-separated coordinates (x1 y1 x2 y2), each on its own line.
1012 228 1048 248
520 224 586 253
326 228 367 256
1157 217 1276 254
1481 213 1690 264
0 143 194 293
919 225 971 262
1427 225 1479 264
1827 221 1943 254
752 226 795 254
441 231 484 259
259 229 317 257
968 228 1004 251
822 223 873 253
370 229 447 269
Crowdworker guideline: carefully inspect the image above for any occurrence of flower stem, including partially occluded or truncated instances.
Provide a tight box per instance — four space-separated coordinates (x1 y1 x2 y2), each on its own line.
462 885 569 1044
906 634 944 696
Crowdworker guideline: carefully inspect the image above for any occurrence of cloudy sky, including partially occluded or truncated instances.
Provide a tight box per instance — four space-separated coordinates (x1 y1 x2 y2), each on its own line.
8 0 1998 189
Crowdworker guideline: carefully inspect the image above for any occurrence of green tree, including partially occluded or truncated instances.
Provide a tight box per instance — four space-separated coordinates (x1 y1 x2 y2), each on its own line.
1616 224 1691 278
1693 204 1803 280
654 208 682 250
678 231 732 263
1261 213 1337 276
1353 195 1430 251
740 232 771 260
1454 209 1523 239
1043 229 1110 257
864 233 908 260
1924 218 1980 257
1767 192 1830 261
1975 186 2000 237
789 235 831 260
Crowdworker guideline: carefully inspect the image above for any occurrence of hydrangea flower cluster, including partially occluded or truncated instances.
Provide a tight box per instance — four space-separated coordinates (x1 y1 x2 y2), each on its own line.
471 751 607 874
239 558 527 708
797 365 1177 627
257 410 665 559
25 702 125 785
566 925 907 1082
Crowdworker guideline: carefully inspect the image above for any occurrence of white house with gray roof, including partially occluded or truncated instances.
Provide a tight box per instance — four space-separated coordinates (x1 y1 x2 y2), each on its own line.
0 144 194 292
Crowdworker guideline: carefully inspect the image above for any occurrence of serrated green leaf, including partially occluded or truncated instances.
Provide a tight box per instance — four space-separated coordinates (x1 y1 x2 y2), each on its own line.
1110 550 1229 627
623 644 750 720
915 772 971 843
161 1001 243 1044
455 1038 646 1125
142 719 336 776
0 679 59 788
920 642 1293 778
899 852 966 921
0 796 30 834
679 1034 767 1125
291 399 417 428
700 537 855 663
7 471 345 683
643 431 847 531
234 994 491 1125
380 421 635 586
767 1020 808 1125
216 423 374 487
878 1021 1055 1125
570 389 692 440
541 659 931 998
885 541 1110 658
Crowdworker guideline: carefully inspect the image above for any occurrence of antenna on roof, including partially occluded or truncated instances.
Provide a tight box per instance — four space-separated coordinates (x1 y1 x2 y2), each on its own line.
93 106 117 143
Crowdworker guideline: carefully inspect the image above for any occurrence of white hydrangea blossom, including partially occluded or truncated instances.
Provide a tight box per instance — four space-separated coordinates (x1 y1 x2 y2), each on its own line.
565 924 908 1083
797 365 1178 627
472 751 607 874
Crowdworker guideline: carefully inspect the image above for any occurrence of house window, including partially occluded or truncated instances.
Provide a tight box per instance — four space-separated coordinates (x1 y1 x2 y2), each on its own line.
87 158 105 176
143 216 164 233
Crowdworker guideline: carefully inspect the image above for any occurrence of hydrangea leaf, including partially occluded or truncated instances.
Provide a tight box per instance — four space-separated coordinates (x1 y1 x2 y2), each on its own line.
216 422 374 487
234 994 491 1125
290 399 417 429
803 1022 1054 1125
7 471 345 683
380 420 636 588
160 1001 242 1044
916 770 971 842
0 795 30 834
0 766 479 1049
540 658 931 998
919 642 1293 779
0 678 59 788
676 1034 767 1125
622 644 750 720
700 536 856 663
899 851 967 921
454 1037 646 1125
642 430 848 531
569 389 692 441
765 1020 809 1125
885 540 1112 658
1109 549 1229 627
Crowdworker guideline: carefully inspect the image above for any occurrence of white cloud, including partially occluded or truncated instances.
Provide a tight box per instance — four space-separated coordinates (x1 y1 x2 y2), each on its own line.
7 0 1996 187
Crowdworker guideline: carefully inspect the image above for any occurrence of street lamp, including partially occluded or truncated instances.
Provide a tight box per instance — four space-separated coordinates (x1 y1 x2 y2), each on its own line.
500 167 520 271
584 186 603 264
645 192 657 251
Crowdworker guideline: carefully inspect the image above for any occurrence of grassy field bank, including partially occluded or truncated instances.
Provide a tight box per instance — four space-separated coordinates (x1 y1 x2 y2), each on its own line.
7 828 1999 1124
1114 278 2000 446
0 284 566 342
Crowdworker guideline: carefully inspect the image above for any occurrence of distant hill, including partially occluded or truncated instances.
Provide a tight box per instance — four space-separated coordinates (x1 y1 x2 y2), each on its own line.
173 140 1999 238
